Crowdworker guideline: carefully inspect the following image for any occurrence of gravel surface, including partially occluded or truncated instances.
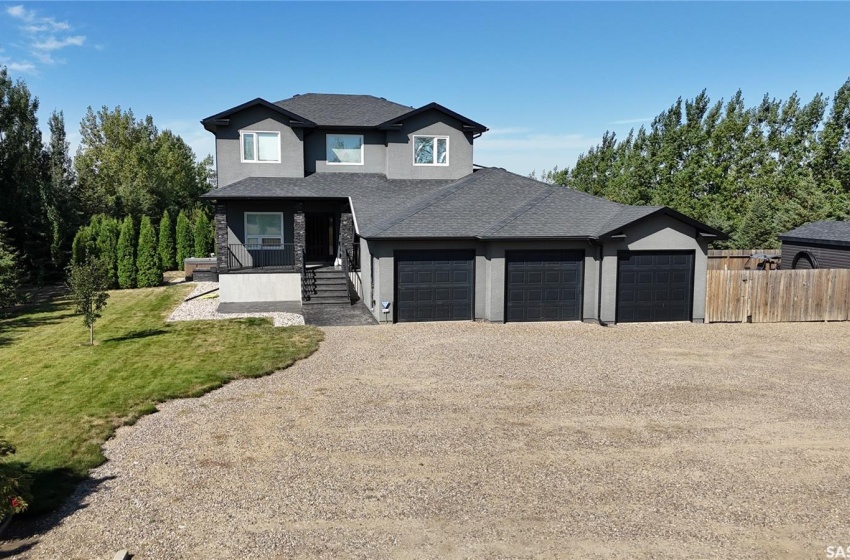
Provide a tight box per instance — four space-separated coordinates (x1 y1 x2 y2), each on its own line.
7 321 850 559
166 282 304 327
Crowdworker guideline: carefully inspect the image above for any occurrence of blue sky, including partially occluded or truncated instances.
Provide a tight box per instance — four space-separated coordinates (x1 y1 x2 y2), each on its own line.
2 2 850 176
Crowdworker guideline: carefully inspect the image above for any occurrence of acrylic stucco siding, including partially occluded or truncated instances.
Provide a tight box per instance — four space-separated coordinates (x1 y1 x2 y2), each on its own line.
218 273 301 303
215 106 305 187
599 214 708 323
305 130 387 175
362 239 602 324
385 110 474 180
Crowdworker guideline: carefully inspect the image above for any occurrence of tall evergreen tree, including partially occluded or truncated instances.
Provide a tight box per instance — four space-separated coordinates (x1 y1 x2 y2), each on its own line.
116 216 136 289
95 216 121 288
0 68 51 270
136 216 161 288
193 212 212 258
175 210 192 270
45 111 78 268
158 211 176 271
0 222 26 308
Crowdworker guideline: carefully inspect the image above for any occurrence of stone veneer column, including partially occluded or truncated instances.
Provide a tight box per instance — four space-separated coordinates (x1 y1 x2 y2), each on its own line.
294 202 306 270
214 202 228 271
339 212 354 263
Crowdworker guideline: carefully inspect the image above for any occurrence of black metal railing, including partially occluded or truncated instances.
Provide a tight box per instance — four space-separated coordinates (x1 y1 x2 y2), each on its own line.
300 248 315 299
350 243 360 271
227 243 296 270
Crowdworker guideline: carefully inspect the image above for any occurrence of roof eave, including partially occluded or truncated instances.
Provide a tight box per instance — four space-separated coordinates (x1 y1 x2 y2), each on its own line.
778 235 850 248
200 98 317 131
598 207 728 241
376 102 488 133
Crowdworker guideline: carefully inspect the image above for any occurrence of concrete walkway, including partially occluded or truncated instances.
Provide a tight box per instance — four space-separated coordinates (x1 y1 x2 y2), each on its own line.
301 301 378 326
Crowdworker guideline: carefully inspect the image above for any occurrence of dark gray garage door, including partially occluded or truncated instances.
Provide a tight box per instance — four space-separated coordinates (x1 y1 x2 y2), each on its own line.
617 251 694 323
395 250 474 322
506 250 583 322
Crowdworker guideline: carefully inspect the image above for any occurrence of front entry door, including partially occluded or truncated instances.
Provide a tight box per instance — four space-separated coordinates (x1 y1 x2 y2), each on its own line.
305 213 335 263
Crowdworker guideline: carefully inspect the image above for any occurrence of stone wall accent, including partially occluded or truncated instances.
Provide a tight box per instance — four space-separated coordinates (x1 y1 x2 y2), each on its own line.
215 202 228 271
294 202 306 270
339 212 354 263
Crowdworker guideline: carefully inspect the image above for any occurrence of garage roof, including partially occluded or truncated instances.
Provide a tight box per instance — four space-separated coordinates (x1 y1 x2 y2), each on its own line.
202 168 725 241
779 221 850 248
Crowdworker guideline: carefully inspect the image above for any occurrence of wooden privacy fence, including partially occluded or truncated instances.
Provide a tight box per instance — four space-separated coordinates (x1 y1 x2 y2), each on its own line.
707 249 781 271
706 269 850 323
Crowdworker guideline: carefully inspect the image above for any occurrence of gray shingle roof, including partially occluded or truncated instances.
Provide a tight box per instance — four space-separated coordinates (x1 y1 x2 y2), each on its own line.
274 94 413 128
203 168 724 240
780 221 850 245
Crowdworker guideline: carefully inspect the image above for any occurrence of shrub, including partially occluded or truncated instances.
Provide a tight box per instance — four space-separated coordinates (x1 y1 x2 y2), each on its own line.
0 439 32 523
193 212 212 258
94 216 120 289
117 216 136 289
136 216 161 288
175 210 192 270
158 210 176 271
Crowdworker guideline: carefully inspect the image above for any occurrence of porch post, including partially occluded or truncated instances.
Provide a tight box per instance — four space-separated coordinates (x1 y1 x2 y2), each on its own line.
214 202 228 272
340 212 354 263
294 202 306 270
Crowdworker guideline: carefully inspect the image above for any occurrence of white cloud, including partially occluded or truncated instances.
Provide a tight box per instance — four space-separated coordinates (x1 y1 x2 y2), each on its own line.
5 5 27 19
1 59 37 73
33 36 85 51
476 132 595 152
608 117 653 125
2 5 86 72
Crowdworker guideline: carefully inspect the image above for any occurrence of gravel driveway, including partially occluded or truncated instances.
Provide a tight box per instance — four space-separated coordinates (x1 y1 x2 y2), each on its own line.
9 321 850 559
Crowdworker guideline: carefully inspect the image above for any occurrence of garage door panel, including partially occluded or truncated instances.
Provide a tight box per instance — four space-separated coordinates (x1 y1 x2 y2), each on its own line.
395 250 474 323
617 251 694 323
506 250 583 322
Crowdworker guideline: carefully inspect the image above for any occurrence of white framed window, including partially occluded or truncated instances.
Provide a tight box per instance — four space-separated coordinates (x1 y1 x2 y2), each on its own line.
326 134 364 165
413 135 449 166
241 131 280 163
244 212 284 247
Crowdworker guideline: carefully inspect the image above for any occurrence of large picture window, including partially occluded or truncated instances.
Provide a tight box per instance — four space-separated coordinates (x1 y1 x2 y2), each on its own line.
326 134 364 165
241 131 280 163
245 212 284 247
413 135 449 166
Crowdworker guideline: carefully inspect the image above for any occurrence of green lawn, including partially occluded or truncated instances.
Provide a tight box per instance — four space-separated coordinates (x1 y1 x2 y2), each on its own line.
0 285 323 514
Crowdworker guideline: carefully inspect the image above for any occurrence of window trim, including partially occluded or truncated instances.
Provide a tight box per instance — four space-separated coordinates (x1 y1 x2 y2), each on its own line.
326 133 365 166
240 131 281 164
244 211 285 247
412 135 450 167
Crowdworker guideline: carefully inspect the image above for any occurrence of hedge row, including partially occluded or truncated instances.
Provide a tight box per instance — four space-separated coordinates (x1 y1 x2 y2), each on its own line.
71 210 214 289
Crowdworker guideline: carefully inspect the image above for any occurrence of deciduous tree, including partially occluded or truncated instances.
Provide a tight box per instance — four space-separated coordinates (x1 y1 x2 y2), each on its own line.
66 257 110 345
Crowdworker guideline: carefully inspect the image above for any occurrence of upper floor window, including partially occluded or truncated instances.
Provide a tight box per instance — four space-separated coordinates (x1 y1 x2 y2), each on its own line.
327 134 364 165
413 135 449 166
241 131 280 163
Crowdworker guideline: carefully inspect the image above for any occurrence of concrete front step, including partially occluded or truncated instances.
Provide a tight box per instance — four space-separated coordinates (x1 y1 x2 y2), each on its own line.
310 289 350 298
312 278 348 286
303 297 353 305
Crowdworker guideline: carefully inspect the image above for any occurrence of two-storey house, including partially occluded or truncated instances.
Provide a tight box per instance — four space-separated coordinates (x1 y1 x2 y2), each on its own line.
201 94 724 323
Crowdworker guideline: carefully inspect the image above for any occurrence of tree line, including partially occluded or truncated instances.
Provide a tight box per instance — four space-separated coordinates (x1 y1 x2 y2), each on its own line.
0 67 214 305
536 78 850 248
